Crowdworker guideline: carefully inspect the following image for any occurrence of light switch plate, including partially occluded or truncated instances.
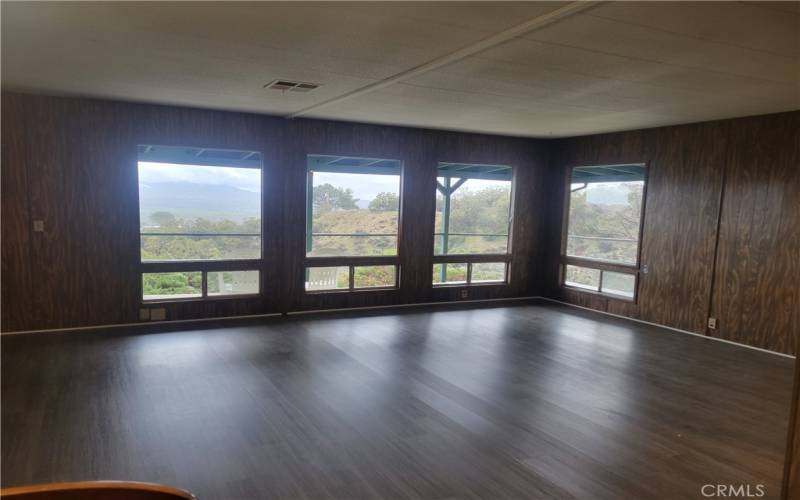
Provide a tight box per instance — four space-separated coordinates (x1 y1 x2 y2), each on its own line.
33 220 44 232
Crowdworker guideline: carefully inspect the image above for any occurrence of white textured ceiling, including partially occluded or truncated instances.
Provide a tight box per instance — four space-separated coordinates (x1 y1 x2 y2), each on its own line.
2 1 798 137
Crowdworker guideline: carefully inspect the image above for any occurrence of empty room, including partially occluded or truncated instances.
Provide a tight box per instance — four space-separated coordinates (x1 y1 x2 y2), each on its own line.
1 2 799 499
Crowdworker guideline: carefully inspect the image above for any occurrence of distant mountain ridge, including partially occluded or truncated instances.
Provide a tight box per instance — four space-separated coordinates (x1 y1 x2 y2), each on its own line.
139 181 260 224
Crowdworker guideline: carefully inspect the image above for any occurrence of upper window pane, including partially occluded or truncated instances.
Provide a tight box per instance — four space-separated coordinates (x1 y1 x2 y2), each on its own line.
138 145 262 262
566 164 645 265
306 155 401 257
434 163 512 255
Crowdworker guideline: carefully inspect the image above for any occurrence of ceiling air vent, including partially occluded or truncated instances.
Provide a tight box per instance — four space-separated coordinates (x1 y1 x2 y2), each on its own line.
264 79 321 93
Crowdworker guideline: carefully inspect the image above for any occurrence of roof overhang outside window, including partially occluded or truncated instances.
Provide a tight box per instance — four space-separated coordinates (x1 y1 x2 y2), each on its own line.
308 155 401 175
572 164 645 184
137 145 262 169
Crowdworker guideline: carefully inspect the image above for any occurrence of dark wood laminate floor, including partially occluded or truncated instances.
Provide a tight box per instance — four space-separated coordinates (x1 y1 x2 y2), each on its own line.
2 300 794 500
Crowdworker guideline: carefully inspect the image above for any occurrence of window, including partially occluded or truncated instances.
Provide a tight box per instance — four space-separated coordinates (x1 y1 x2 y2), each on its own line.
562 164 646 300
471 262 507 284
305 266 349 292
137 145 262 302
433 262 507 286
143 272 202 301
207 270 260 297
433 263 467 285
304 265 398 292
142 269 260 302
305 155 401 293
354 265 396 289
433 162 512 286
306 155 400 257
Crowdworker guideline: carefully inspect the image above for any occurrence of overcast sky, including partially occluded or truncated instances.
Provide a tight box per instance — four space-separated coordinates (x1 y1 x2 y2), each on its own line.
138 162 511 202
138 162 261 192
313 172 400 201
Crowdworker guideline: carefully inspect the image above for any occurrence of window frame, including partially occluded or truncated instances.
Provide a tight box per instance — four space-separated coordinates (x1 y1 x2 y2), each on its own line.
142 267 262 303
304 263 400 294
432 161 515 287
136 144 264 303
432 260 508 288
303 154 403 294
559 162 649 302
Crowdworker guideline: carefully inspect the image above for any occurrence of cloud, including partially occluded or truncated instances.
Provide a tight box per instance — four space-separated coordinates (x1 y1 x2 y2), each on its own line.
313 172 400 201
138 162 261 192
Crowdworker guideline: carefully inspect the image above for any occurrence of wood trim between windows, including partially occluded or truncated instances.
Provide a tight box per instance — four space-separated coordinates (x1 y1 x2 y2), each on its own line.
562 256 637 274
305 256 398 267
432 253 511 264
141 260 261 273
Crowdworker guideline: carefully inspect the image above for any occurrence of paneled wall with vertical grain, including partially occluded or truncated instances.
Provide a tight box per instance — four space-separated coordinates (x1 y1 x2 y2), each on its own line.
542 111 800 355
0 91 546 332
2 91 797 356
710 112 800 355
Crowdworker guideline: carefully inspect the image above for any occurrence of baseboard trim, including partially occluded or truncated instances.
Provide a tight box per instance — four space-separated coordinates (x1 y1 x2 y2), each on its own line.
0 312 284 336
537 296 795 359
287 295 539 316
1 296 538 337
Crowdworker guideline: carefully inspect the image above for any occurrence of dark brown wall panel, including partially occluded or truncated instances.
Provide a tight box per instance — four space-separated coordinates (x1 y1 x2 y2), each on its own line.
0 92 545 332
1 96 33 332
543 112 800 355
710 113 800 354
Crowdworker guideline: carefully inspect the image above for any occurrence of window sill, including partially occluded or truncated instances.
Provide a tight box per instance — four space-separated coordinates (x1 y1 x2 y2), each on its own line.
305 287 399 295
433 281 509 288
142 293 261 305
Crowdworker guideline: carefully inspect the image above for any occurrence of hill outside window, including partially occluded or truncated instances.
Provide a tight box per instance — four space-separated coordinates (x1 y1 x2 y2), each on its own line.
137 144 262 302
561 163 647 301
433 162 513 287
305 154 401 292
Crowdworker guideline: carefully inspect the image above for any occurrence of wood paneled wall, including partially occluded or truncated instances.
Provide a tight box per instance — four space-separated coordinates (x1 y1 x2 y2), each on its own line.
2 92 797 356
0 92 545 332
711 113 800 355
542 111 800 355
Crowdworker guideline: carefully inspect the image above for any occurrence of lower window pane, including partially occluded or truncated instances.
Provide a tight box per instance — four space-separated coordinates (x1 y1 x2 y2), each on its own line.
353 265 396 289
305 266 349 291
308 235 398 257
600 271 636 299
142 272 202 301
141 235 261 261
564 265 600 291
207 270 259 297
434 234 509 255
566 236 638 266
471 262 507 283
433 263 467 285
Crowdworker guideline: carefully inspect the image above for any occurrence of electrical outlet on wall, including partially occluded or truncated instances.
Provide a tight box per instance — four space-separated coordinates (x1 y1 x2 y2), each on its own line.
32 220 44 232
708 317 717 330
460 289 468 299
